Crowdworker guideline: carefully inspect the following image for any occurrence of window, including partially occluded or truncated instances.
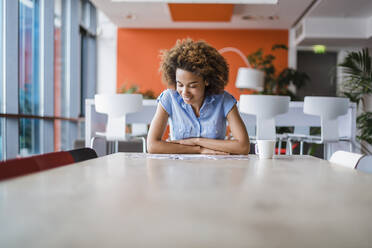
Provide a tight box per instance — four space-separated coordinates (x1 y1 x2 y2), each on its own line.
0 120 3 160
81 0 91 30
78 0 97 146
0 1 4 160
54 0 65 151
1 0 97 160
19 0 41 156
19 118 40 156
80 0 97 117
0 0 3 111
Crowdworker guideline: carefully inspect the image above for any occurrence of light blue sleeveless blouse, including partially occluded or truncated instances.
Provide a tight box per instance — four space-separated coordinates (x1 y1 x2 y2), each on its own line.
157 89 237 140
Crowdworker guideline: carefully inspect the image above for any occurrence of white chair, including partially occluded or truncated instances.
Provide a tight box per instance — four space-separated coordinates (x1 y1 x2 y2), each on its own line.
92 94 145 153
356 155 372 173
239 95 290 153
329 151 364 169
288 96 350 159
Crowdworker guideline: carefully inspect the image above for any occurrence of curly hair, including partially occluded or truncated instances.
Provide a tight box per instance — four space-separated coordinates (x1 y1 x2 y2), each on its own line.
160 39 229 95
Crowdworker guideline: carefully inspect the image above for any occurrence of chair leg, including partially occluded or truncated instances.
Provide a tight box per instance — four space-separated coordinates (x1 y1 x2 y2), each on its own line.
287 139 293 155
349 141 353 152
115 141 119 153
278 139 282 155
300 141 304 155
106 141 109 155
141 137 146 153
90 137 96 149
324 143 331 160
107 141 112 154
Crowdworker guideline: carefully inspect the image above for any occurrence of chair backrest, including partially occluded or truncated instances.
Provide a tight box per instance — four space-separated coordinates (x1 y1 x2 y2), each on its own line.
0 158 39 181
0 151 75 181
94 94 143 140
94 94 143 117
356 155 372 173
329 151 364 169
85 99 157 155
127 99 158 136
304 96 349 142
239 95 290 140
0 148 98 181
68 148 98 162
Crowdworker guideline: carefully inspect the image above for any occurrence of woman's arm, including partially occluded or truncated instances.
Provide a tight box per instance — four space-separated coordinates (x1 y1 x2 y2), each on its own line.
147 104 202 154
172 105 250 155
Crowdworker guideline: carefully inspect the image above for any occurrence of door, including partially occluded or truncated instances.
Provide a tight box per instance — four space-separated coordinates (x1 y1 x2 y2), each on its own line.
296 51 337 100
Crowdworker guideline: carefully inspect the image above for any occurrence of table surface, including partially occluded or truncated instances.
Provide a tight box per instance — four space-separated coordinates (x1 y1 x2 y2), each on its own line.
1 153 372 248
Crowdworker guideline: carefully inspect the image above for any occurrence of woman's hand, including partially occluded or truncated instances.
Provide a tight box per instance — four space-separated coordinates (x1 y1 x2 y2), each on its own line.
169 139 228 154
200 147 229 155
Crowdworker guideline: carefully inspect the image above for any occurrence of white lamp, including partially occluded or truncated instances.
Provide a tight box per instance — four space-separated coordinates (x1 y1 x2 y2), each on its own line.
218 47 264 91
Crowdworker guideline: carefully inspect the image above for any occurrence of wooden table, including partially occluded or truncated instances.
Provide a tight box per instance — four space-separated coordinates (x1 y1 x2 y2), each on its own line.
1 153 372 247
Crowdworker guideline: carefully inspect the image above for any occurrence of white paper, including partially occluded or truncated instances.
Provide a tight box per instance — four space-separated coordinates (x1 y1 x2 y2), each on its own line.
124 153 251 160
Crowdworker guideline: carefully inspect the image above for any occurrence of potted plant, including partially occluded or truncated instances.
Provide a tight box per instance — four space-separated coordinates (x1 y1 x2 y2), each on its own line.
118 84 156 99
246 45 311 155
339 48 372 153
247 44 310 100
339 48 372 108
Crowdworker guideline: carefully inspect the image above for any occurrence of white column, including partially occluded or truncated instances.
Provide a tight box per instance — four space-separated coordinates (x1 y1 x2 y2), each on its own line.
97 11 117 94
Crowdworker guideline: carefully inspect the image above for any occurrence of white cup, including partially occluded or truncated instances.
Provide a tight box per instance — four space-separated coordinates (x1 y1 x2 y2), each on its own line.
255 140 276 159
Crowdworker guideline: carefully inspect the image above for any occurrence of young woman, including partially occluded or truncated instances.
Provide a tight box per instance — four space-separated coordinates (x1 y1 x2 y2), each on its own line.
147 39 250 155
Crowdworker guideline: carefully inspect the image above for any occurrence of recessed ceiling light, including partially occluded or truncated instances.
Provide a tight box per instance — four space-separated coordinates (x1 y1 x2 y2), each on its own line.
242 15 279 20
268 15 279 20
124 12 136 20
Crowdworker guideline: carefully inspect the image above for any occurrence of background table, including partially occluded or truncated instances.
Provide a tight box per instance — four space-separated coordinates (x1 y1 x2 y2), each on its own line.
85 100 357 156
1 153 372 247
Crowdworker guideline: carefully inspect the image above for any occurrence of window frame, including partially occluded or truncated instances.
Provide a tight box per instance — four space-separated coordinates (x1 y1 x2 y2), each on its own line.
1 0 97 160
0 0 3 160
2 0 19 160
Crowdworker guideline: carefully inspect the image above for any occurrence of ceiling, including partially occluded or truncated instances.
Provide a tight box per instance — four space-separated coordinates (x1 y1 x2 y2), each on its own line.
295 0 372 47
90 0 314 29
308 0 372 18
91 0 372 47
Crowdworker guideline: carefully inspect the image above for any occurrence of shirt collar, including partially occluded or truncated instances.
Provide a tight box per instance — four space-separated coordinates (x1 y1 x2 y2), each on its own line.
175 91 185 107
204 94 216 105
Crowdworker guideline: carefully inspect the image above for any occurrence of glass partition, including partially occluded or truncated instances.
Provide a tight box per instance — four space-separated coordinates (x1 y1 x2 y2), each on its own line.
0 0 3 112
19 0 41 156
1 2 4 160
0 119 3 161
54 0 64 151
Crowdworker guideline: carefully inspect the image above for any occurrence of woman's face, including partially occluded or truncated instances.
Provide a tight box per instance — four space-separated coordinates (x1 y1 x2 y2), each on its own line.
176 68 208 108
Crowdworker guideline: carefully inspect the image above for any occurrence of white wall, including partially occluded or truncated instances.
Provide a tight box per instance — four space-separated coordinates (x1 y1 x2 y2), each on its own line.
366 16 372 38
304 18 366 39
288 28 297 69
97 11 117 94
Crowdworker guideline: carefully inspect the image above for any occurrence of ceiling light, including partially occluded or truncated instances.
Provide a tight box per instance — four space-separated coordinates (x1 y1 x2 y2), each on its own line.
219 47 264 91
124 12 136 20
242 15 279 20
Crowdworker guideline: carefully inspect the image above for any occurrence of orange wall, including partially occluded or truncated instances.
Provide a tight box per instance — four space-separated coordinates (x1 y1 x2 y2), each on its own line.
117 29 288 100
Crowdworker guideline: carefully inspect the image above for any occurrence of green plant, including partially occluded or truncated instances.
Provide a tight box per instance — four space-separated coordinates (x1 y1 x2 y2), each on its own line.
339 48 372 147
247 44 310 99
357 112 372 144
118 84 139 94
141 90 156 100
118 84 156 99
339 48 372 107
